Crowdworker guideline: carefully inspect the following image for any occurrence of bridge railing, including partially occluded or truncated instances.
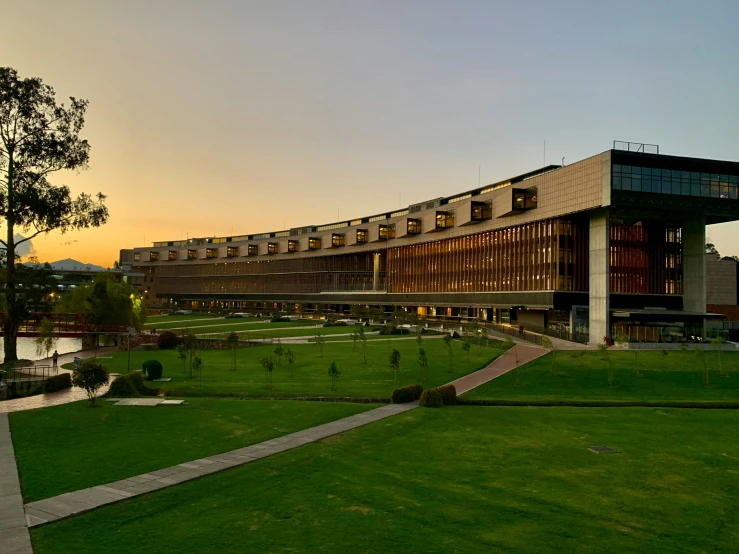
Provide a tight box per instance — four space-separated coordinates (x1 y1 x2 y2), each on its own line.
0 363 57 384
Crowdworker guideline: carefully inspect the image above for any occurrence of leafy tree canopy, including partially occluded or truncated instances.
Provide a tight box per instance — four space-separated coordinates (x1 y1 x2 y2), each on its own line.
55 273 146 328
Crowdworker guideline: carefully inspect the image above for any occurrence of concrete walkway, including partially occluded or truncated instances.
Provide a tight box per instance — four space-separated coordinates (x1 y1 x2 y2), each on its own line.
22 402 418 528
0 348 116 414
448 343 547 395
0 414 33 553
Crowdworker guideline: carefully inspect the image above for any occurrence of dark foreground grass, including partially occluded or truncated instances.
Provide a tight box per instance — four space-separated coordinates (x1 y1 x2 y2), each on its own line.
10 398 375 503
464 349 739 402
73 339 503 399
30 407 739 553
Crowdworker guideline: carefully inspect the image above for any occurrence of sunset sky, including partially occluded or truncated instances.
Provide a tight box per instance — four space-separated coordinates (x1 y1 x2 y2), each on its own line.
2 0 738 267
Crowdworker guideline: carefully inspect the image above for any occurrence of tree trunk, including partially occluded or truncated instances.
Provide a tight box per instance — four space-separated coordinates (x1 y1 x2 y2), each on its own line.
4 153 18 363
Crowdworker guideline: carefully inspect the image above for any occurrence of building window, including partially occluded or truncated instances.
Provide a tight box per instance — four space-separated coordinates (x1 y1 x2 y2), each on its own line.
407 219 421 235
227 247 239 257
513 189 537 211
247 245 258 256
379 225 389 240
133 253 141 262
149 252 159 262
435 212 454 230
471 201 491 221
268 242 278 254
168 251 177 261
206 248 218 258
332 234 346 247
187 249 197 260
356 229 368 243
288 240 299 252
309 238 321 250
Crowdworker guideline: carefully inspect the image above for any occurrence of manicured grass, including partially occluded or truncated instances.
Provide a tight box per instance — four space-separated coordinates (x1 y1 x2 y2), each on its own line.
195 323 348 338
78 340 503 399
148 319 312 332
463 349 739 402
30 406 739 553
144 313 222 327
10 398 375 503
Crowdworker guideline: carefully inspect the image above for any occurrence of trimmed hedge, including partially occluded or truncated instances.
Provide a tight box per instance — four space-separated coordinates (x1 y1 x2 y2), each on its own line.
419 388 444 408
107 372 160 398
158 331 181 350
391 384 423 404
43 373 72 393
438 384 458 405
142 360 163 380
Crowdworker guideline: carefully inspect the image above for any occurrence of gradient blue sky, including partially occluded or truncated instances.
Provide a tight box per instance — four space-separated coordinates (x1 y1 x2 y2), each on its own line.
2 0 738 265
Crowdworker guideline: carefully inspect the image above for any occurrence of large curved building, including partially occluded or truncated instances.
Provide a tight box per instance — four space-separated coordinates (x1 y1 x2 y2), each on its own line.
120 145 739 344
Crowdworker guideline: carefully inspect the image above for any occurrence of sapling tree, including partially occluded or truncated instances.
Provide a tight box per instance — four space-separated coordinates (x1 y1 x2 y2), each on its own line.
260 356 274 390
443 333 454 373
417 348 429 386
34 317 57 359
358 324 367 364
695 346 709 388
192 356 203 389
328 360 341 391
711 335 727 377
72 361 109 406
513 345 522 387
285 348 296 378
351 329 359 352
176 343 187 372
633 349 642 378
0 67 109 362
225 331 239 371
183 332 198 378
462 340 471 362
598 342 616 387
314 332 325 357
273 339 284 367
540 336 556 376
389 348 401 387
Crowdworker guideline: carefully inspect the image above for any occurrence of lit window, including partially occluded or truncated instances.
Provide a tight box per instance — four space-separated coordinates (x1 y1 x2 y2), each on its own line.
133 253 141 262
309 238 321 250
407 219 421 235
247 245 258 256
168 251 177 261
227 247 239 257
356 229 368 243
206 248 218 258
331 234 345 247
288 240 299 252
149 252 159 262
268 243 278 254
435 212 453 230
187 250 197 260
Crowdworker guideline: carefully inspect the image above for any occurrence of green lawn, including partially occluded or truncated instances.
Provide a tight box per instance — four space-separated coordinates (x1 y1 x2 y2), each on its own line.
10 398 375 503
195 323 350 338
147 319 312 332
144 313 222 327
30 406 739 553
463 349 739 402
79 339 503 399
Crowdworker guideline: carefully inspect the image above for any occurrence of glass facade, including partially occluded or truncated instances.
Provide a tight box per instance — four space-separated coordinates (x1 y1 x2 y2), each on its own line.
356 229 368 243
332 234 346 247
613 164 739 199
187 249 197 260
206 248 218 258
247 245 258 256
227 247 239 257
308 238 321 250
407 219 422 235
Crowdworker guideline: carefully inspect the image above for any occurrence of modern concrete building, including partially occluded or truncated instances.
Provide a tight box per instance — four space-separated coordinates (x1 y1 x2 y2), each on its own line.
120 143 739 344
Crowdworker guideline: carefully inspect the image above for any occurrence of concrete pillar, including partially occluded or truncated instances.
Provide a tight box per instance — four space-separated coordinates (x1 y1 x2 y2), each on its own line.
589 209 610 345
683 215 706 334
372 252 380 291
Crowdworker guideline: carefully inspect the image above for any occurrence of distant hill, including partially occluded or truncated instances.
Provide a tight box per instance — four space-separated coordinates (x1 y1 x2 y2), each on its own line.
47 258 106 272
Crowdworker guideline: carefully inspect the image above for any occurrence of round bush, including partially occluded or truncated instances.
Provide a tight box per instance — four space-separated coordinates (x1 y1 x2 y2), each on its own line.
438 384 457 405
391 384 423 404
142 359 163 380
158 331 181 350
419 388 444 408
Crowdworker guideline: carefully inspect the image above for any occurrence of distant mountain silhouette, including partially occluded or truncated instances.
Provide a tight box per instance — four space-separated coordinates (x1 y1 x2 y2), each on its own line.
47 258 106 272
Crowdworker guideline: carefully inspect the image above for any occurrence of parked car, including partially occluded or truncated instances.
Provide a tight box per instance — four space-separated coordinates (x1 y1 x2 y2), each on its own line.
226 312 252 318
172 310 192 315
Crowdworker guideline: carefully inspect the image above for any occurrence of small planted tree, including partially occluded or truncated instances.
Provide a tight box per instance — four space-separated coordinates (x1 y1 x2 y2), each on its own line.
711 335 727 377
34 317 57 359
285 348 296 378
260 356 274 390
176 343 187 372
416 329 423 348
633 349 643 377
225 331 239 371
359 324 367 364
72 361 109 406
389 348 401 387
351 329 359 352
417 348 429 386
462 340 471 362
513 345 522 387
183 332 198 378
314 333 325 357
328 360 341 391
443 333 454 373
598 342 616 387
695 346 709 388
540 336 556 376
192 356 203 389
274 339 284 367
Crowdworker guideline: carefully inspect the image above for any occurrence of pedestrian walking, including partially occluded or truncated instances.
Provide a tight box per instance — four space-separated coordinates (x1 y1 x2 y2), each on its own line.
52 350 59 370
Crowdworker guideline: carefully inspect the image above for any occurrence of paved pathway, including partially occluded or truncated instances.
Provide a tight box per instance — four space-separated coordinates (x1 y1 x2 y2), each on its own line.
0 414 33 553
22 402 417 528
448 343 547 395
0 348 116 414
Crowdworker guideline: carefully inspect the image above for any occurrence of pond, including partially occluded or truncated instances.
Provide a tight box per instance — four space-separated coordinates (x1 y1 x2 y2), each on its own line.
0 337 82 363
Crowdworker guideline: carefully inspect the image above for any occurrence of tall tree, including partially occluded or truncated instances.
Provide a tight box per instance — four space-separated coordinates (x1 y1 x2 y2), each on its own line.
0 67 108 361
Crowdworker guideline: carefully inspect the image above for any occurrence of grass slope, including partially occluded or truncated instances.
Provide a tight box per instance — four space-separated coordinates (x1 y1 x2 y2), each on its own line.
10 398 375 503
30 407 739 553
463 350 739 402
78 340 503 399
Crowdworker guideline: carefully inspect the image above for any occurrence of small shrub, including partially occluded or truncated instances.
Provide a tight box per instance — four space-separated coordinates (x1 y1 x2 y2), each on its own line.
107 372 159 397
438 384 458 405
322 321 334 327
72 361 109 406
391 384 423 403
44 373 72 393
390 327 410 335
142 360 164 380
333 321 348 327
271 316 289 323
158 331 181 350
419 388 444 408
